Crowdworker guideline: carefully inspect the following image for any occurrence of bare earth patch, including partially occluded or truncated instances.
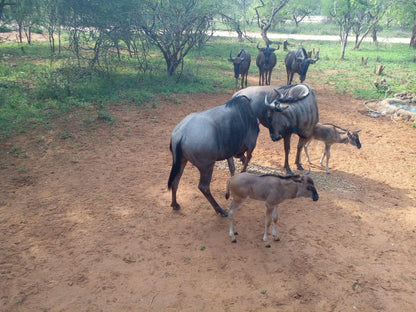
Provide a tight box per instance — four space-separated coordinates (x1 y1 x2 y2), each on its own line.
1 75 416 311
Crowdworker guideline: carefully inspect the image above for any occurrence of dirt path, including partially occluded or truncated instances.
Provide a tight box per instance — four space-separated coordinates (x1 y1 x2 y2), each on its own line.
1 75 416 311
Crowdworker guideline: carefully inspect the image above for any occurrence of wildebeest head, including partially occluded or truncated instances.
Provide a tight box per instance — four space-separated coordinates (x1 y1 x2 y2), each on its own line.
229 49 250 79
257 43 277 68
347 129 362 149
295 48 320 82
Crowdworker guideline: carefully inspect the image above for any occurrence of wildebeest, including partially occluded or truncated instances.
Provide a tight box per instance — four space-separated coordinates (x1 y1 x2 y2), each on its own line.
168 95 288 217
304 123 361 174
256 43 278 86
234 83 319 174
225 172 319 247
285 47 319 85
229 49 251 90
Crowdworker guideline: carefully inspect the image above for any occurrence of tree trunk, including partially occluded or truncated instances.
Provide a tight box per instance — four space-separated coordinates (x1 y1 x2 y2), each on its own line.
410 25 416 49
372 27 377 42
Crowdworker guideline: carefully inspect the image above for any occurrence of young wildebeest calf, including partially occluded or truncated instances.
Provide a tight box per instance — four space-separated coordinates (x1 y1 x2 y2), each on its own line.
304 123 361 174
225 172 319 247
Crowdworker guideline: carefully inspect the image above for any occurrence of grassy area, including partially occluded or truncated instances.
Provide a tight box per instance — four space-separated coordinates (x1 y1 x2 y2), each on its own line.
1 34 416 139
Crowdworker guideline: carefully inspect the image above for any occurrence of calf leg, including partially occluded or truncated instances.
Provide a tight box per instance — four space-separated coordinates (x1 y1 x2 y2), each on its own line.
263 202 274 248
198 165 228 217
324 144 331 174
228 197 245 243
304 140 312 164
272 206 280 242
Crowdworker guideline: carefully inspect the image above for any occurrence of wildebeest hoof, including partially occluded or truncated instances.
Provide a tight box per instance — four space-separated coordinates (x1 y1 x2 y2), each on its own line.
217 210 228 217
297 164 304 170
232 240 237 243
265 243 271 248
274 236 280 241
171 203 181 210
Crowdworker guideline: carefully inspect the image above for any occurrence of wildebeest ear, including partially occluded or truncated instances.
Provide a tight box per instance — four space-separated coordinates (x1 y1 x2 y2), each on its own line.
355 130 361 133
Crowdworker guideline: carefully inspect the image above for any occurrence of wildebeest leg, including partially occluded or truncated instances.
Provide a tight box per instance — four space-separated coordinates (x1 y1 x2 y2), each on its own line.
295 137 308 171
266 70 271 85
240 150 252 172
283 134 294 175
243 72 248 88
263 202 274 248
228 197 244 243
227 157 236 176
170 158 188 210
198 165 228 217
272 205 280 242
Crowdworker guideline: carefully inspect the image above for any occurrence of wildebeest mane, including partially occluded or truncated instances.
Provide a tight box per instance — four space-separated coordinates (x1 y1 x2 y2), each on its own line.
259 173 300 179
225 95 250 108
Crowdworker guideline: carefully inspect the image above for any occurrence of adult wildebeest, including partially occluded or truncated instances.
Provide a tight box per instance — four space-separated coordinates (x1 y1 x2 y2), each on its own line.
234 83 319 174
256 43 278 86
168 95 287 217
226 171 319 247
285 48 319 85
229 49 251 90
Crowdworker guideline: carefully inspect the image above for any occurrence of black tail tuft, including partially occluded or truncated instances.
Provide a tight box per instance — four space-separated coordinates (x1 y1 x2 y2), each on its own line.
168 139 182 190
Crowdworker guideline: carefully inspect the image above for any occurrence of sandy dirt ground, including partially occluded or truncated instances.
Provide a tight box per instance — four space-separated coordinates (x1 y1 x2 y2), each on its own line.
1 65 416 312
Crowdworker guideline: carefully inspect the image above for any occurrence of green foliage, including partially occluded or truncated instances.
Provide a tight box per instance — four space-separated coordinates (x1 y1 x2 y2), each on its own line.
2 34 416 139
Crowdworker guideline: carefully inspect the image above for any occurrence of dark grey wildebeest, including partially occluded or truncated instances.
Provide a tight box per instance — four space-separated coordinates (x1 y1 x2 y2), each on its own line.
256 43 278 86
229 49 251 90
168 95 287 217
234 84 319 174
285 48 319 85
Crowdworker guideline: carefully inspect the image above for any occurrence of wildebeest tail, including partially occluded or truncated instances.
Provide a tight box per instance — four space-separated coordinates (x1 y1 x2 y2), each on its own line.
168 139 182 190
225 179 231 200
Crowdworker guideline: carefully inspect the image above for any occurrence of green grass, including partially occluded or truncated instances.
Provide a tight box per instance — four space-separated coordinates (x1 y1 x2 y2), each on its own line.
1 34 416 139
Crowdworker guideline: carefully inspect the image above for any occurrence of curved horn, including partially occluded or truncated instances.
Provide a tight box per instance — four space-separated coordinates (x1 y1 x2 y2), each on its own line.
257 42 261 50
273 88 283 100
264 95 276 109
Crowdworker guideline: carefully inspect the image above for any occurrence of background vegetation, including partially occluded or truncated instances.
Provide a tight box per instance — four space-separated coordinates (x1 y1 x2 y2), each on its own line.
1 0 416 139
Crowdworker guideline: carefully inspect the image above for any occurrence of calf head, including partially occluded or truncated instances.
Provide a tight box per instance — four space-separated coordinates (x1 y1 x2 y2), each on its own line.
347 129 362 149
293 174 319 201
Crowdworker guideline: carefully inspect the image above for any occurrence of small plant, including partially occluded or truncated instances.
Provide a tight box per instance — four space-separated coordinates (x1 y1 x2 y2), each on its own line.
200 245 206 251
260 289 268 296
412 122 416 128
10 146 22 156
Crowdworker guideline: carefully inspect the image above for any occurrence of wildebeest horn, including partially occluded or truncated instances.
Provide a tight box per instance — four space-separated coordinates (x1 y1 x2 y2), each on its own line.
264 95 288 112
257 42 260 50
229 51 234 61
273 88 283 99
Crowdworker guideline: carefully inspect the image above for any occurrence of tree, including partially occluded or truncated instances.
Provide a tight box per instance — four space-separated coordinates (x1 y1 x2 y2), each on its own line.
253 0 289 45
219 0 251 41
351 0 388 50
389 0 416 48
323 0 356 59
284 0 321 27
0 0 16 20
140 0 217 77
